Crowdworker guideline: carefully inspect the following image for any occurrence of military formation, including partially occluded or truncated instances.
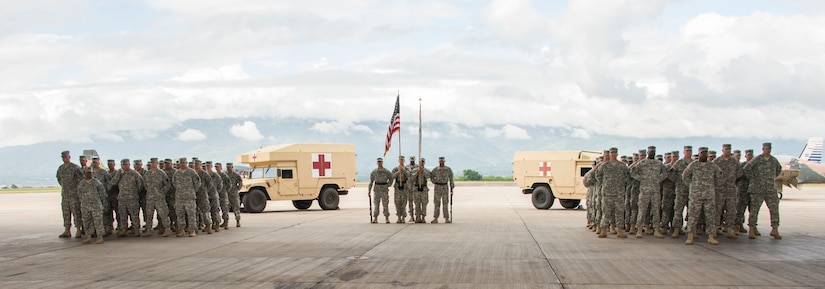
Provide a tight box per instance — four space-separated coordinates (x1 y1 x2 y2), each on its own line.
584 143 783 245
369 156 455 224
56 151 244 244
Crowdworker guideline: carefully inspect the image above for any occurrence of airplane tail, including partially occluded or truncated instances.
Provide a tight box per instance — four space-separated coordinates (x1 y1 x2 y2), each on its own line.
798 137 823 164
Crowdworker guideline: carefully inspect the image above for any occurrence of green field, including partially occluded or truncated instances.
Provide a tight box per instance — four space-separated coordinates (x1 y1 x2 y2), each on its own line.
0 187 61 194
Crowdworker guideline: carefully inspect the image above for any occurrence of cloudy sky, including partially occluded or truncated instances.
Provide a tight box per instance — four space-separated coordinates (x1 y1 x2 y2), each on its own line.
2 0 824 150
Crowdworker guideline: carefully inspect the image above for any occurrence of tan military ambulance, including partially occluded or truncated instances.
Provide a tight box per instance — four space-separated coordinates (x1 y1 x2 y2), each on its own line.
513 150 601 209
235 143 357 213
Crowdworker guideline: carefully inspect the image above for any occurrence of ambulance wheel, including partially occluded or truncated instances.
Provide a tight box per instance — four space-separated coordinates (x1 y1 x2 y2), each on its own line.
560 199 581 209
244 189 267 213
318 188 340 210
292 200 313 210
532 186 554 209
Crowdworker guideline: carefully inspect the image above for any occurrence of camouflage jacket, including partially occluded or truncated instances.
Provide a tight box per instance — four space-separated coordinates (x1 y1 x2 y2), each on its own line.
744 154 781 194
144 169 170 200
713 156 743 190
631 158 668 193
56 162 83 195
670 158 694 188
412 167 431 192
172 168 200 201
369 167 394 192
430 166 455 189
78 178 105 211
227 171 242 194
196 170 214 199
683 161 722 199
110 169 144 200
596 160 629 197
208 171 222 199
391 166 411 190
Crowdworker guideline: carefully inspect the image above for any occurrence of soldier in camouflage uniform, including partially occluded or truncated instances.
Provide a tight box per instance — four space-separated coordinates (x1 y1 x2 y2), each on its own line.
226 163 243 227
734 149 751 234
133 159 148 225
670 146 693 238
392 156 411 223
406 156 417 222
206 161 223 232
596 147 629 238
431 156 455 223
661 151 679 233
143 158 171 237
631 146 668 238
57 151 84 238
744 142 783 240
713 144 743 239
215 163 231 229
90 157 113 236
412 158 431 223
682 147 721 245
163 159 178 231
172 157 201 237
368 158 394 224
109 159 144 237
193 160 214 234
585 152 606 232
625 150 644 232
78 167 106 244
106 159 121 231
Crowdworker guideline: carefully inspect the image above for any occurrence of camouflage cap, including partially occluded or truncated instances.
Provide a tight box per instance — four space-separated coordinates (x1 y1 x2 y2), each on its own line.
150 157 158 163
409 156 416 160
398 156 405 160
656 154 663 158
420 158 426 162
92 157 99 161
205 161 212 165
722 144 732 149
192 157 199 161
763 142 772 148
671 151 679 156
647 146 656 151
620 156 627 160
603 149 609 154
164 158 173 163
664 152 671 156
698 147 709 152
708 150 717 156
188 162 193 166
134 159 142 164
733 149 741 154
638 149 646 154
377 157 383 162
609 147 618 152
121 159 130 164
684 145 693 150
438 156 445 161
107 159 116 164
61 150 70 157
226 162 234 166
79 155 87 160
745 149 754 154
215 163 222 166
193 159 202 164
179 157 187 163
633 153 639 157
83 166 92 173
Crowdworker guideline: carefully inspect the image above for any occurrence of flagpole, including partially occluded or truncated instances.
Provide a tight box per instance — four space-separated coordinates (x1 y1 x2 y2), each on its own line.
397 90 401 158
418 98 422 162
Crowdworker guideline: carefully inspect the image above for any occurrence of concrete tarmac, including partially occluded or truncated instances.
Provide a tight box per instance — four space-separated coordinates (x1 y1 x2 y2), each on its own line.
0 184 823 288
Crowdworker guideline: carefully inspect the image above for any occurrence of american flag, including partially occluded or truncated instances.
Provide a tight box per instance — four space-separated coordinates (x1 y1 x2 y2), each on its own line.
384 95 400 157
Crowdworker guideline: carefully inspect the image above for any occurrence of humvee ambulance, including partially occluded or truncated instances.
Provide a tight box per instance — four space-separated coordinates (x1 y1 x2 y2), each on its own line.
235 143 357 213
512 150 601 209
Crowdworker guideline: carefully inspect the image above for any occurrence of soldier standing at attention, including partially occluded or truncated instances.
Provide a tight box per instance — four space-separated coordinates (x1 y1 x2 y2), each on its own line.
661 151 679 234
215 163 231 230
163 159 178 231
193 159 214 234
79 155 88 169
431 156 455 223
143 158 171 237
392 156 411 223
682 147 722 245
368 158 394 224
226 163 243 227
57 151 84 238
78 167 106 244
206 161 223 233
744 142 783 240
734 149 752 235
713 144 743 239
407 156 417 222
596 147 629 238
109 159 144 237
412 158 431 223
106 159 121 231
91 157 113 236
670 146 693 238
134 159 148 224
172 158 201 237
631 146 667 238
625 150 645 232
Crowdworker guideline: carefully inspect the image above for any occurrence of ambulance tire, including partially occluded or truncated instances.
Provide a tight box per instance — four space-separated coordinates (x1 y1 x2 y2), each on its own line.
244 189 267 213
560 199 581 209
318 188 340 210
292 200 313 210
532 186 554 209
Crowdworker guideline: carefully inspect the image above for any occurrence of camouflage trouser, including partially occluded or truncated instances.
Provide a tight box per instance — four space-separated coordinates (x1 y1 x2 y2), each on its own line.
166 191 177 227
175 198 198 231
586 187 594 223
139 190 147 225
593 190 602 227
372 187 390 217
414 189 429 217
661 185 676 229
735 184 749 226
600 194 624 228
218 191 229 222
196 193 212 226
145 196 170 229
61 193 82 228
715 187 737 228
408 189 416 218
748 193 780 227
100 194 110 230
118 197 141 229
393 187 407 217
687 196 716 234
672 185 689 229
637 188 661 228
107 192 119 229
433 185 449 219
209 197 221 227
228 191 241 221
81 206 104 237
626 184 640 226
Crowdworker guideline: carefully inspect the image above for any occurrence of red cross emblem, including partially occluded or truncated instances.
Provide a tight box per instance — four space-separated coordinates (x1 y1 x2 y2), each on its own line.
539 162 552 176
252 153 257 162
312 153 332 177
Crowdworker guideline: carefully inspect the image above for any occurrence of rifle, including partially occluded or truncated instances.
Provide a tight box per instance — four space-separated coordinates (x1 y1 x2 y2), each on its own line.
368 191 373 223
450 189 453 223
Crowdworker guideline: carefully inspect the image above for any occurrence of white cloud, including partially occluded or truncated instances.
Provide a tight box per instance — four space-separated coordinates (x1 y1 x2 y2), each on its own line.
571 128 591 139
310 121 373 135
230 121 264 141
177 129 206 141
483 125 531 140
171 64 250 82
95 132 124 142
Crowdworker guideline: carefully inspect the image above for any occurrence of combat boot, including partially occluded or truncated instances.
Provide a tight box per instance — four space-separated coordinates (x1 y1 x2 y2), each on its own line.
176 229 184 237
396 216 402 223
445 218 451 224
214 224 220 232
629 224 636 234
75 227 82 238
206 226 213 234
408 216 415 223
160 228 169 237
236 220 241 227
141 228 153 237
590 225 597 232
636 228 643 238
707 233 719 245
739 224 747 233
646 225 653 235
654 228 664 239
104 227 113 237
595 226 602 235
117 228 127 237
153 224 162 230
696 225 704 235
749 226 757 239
617 229 627 238
188 229 197 237
81 235 92 244
59 226 71 238
371 216 377 224
685 233 695 245
727 227 737 239
96 235 104 244
132 227 140 237
431 218 438 224
609 225 617 235
753 226 761 236
770 226 782 240
598 227 607 238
